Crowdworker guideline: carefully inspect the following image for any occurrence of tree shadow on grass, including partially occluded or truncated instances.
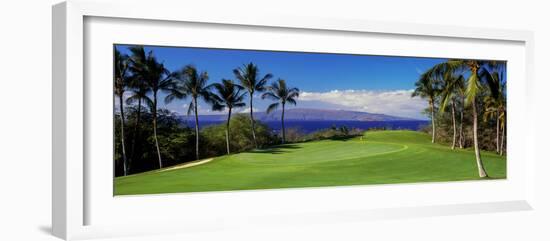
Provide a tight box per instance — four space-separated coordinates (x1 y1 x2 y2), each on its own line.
299 134 359 143
326 135 359 141
248 144 302 154
248 135 358 155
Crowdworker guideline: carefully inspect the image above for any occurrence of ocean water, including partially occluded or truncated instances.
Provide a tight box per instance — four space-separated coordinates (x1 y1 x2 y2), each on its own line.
183 120 429 133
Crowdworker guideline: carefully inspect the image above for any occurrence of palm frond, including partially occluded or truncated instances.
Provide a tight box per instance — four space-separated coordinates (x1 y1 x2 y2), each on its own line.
125 95 140 105
263 78 299 112
266 102 279 114
209 79 247 113
233 102 246 108
479 67 501 100
465 73 481 105
286 98 297 106
287 89 300 99
233 63 271 94
261 92 279 101
211 102 226 111
164 89 186 104
256 73 273 91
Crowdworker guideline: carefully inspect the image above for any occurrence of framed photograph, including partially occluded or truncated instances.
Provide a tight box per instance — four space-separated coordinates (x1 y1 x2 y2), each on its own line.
52 0 535 240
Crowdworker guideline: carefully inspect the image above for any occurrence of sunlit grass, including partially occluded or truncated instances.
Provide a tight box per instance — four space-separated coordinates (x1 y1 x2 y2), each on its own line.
114 130 506 195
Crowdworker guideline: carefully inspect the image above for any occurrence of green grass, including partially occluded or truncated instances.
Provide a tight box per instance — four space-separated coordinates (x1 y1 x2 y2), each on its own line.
114 130 506 195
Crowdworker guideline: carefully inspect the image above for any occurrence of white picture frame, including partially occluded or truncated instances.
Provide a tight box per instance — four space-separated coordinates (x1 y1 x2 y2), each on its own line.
52 0 535 240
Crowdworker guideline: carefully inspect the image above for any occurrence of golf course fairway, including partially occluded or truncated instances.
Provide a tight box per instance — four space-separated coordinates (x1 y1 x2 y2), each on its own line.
114 130 506 195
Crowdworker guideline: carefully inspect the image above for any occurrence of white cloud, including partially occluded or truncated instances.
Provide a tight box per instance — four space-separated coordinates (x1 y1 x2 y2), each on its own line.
237 107 258 114
142 89 429 119
168 102 222 115
299 89 428 119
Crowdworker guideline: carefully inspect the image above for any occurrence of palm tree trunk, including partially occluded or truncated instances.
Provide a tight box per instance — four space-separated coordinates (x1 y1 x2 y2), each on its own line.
459 109 464 148
430 99 435 143
249 93 258 148
495 110 500 153
194 97 200 160
128 98 142 173
281 102 286 144
226 108 232 154
499 120 505 156
152 92 163 169
459 95 465 148
118 94 128 176
472 96 488 178
451 100 457 150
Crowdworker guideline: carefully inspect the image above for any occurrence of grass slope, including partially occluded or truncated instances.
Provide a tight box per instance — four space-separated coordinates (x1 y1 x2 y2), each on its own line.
115 130 506 195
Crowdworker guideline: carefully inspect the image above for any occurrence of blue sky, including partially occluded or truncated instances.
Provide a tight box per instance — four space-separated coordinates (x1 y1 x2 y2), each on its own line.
116 44 449 119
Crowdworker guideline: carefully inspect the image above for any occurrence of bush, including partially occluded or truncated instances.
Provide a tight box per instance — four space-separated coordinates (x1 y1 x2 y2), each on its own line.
283 127 307 143
303 125 362 142
201 114 277 156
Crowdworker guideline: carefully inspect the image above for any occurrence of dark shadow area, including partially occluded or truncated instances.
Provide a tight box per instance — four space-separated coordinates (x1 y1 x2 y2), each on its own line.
248 144 302 154
325 135 360 141
297 134 360 143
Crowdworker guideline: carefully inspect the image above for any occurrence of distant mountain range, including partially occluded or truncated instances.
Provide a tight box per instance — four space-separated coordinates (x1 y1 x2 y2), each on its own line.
179 108 419 122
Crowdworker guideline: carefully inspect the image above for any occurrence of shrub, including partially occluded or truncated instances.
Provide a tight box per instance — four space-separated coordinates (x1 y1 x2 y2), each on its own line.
201 114 277 156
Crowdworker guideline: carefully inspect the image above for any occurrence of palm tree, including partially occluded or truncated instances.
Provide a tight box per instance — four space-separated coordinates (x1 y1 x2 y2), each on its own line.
458 90 466 149
481 62 506 155
438 71 465 150
412 70 440 143
261 79 300 144
446 59 490 177
125 77 152 172
233 63 273 148
126 47 153 173
168 65 212 160
483 96 504 153
499 112 506 156
114 49 129 175
128 46 172 169
210 79 247 154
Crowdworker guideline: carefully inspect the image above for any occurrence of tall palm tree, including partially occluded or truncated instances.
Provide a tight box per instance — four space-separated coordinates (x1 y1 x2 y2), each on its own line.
233 63 273 148
167 65 212 160
114 49 129 176
210 79 247 154
446 59 490 177
499 112 506 156
412 70 440 143
128 46 173 169
438 71 465 150
125 77 152 172
481 62 506 155
126 47 153 173
458 90 466 149
148 61 173 169
261 79 299 144
483 96 503 153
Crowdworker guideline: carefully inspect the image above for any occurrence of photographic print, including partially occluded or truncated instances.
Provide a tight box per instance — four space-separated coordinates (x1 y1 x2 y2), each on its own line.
113 45 506 195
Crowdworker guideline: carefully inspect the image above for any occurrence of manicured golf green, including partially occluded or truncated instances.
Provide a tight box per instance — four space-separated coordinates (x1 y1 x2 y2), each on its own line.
114 130 506 195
